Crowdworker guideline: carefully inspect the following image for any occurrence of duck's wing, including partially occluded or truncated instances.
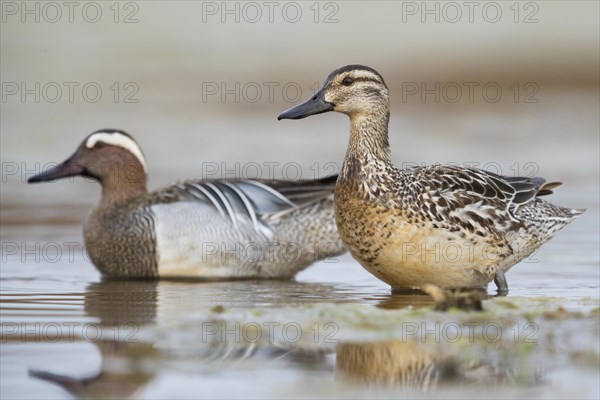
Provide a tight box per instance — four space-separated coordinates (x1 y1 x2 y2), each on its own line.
500 175 563 197
149 175 337 231
251 174 337 206
419 165 562 214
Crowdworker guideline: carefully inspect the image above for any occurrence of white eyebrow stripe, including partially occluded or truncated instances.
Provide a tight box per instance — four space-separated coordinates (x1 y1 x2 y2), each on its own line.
351 71 383 82
86 132 148 173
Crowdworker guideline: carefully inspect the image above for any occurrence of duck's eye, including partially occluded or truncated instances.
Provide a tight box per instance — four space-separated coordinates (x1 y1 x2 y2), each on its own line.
342 77 354 86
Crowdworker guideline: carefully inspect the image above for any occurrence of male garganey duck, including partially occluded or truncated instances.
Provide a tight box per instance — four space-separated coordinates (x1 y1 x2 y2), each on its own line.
28 129 345 279
278 65 584 293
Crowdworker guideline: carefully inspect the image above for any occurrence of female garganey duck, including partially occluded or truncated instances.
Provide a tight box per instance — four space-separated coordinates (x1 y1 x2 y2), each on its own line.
278 65 584 293
28 129 345 279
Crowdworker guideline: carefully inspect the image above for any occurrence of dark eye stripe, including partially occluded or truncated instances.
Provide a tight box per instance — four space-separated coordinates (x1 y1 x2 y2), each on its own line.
346 77 382 84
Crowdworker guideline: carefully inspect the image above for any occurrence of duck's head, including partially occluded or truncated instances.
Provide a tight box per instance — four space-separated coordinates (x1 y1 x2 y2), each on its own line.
28 129 148 188
278 65 389 120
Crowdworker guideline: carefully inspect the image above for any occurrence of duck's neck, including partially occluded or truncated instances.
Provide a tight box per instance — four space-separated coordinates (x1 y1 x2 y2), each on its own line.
99 166 148 207
341 111 392 178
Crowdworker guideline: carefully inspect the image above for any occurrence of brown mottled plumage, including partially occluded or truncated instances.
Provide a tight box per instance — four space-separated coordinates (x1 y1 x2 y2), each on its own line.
28 129 345 279
279 65 584 292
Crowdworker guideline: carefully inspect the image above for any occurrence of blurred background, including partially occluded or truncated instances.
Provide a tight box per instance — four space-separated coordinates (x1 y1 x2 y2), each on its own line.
1 1 598 207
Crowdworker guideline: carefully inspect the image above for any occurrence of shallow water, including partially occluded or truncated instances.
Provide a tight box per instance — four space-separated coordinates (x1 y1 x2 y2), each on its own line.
1 197 599 398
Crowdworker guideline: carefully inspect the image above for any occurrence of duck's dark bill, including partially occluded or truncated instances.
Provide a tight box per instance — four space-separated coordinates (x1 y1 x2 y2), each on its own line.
28 159 83 183
278 93 334 120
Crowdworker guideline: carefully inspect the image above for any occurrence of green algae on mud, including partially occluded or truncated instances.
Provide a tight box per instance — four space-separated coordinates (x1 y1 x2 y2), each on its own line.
124 296 598 393
147 297 599 358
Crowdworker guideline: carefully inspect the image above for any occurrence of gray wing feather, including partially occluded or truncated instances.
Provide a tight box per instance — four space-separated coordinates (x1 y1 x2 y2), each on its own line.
180 183 227 218
154 177 336 234
234 180 297 212
219 181 260 231
165 180 298 231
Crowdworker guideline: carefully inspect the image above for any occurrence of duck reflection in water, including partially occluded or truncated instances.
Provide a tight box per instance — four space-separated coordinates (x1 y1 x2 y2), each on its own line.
29 281 161 399
336 339 543 391
30 340 159 399
28 279 353 398
29 280 538 397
